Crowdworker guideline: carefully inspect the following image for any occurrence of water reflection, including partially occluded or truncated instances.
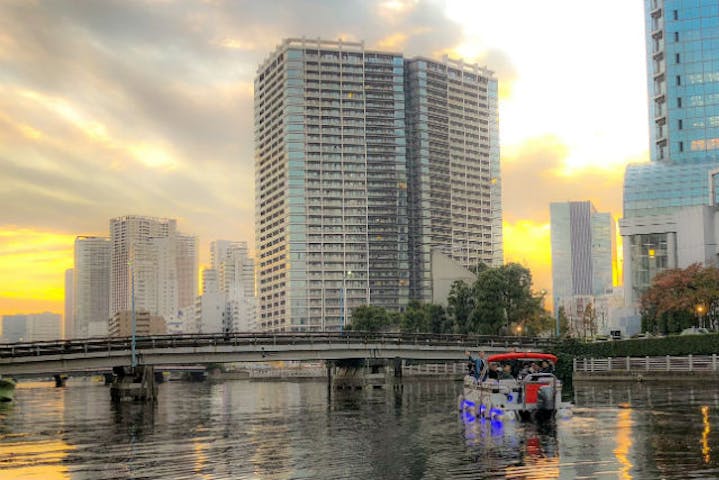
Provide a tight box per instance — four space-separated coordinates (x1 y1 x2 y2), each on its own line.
1 379 719 479
613 409 633 480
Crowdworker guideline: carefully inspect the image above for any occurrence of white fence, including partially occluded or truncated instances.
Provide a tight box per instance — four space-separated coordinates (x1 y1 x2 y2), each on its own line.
404 363 466 376
574 355 719 373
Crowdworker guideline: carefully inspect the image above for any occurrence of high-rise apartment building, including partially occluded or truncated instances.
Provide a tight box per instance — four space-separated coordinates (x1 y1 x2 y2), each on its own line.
550 201 615 314
255 38 501 331
110 215 197 325
621 1 719 303
1 313 61 342
210 240 256 331
405 57 501 301
73 236 111 337
64 268 74 339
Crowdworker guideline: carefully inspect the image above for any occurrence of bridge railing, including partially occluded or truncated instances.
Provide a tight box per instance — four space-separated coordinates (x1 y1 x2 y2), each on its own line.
0 331 556 359
574 355 719 373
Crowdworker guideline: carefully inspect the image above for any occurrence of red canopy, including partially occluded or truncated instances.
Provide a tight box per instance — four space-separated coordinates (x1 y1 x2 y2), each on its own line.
487 352 558 363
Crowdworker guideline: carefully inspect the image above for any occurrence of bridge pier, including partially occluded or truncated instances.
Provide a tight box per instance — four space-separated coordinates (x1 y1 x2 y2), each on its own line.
110 365 157 402
53 374 67 387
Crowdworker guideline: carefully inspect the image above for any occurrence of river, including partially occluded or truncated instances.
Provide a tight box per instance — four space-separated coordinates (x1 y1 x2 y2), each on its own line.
0 378 718 479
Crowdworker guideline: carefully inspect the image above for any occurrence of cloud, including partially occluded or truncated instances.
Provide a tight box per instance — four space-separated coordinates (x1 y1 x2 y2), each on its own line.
0 0 467 315
503 220 552 294
501 135 626 224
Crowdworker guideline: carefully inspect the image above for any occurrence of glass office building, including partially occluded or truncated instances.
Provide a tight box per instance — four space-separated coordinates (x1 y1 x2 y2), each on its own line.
255 39 502 331
625 0 719 219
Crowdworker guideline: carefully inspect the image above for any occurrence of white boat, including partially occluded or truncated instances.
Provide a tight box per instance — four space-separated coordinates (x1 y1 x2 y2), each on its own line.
458 352 571 422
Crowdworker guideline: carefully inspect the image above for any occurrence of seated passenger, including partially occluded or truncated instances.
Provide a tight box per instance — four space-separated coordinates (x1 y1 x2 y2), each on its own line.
540 360 553 373
487 363 500 380
498 364 514 380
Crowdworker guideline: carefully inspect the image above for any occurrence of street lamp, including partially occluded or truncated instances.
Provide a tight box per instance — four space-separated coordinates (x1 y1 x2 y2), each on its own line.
696 304 706 329
340 270 353 332
515 325 522 337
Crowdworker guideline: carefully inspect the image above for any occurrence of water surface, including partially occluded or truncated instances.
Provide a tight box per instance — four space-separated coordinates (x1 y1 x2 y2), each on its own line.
1 378 718 479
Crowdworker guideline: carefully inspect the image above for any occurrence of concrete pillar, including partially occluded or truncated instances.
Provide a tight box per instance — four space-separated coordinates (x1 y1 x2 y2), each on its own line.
110 365 157 402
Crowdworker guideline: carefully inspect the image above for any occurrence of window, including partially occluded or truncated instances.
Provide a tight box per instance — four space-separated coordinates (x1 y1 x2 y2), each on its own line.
676 53 681 63
679 141 684 152
673 10 678 20
677 97 682 108
679 119 683 130
674 31 679 42
676 75 681 86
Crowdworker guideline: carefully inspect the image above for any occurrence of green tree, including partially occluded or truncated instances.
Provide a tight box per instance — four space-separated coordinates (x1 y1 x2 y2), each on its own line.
447 280 475 334
400 300 430 333
472 263 545 335
347 305 397 332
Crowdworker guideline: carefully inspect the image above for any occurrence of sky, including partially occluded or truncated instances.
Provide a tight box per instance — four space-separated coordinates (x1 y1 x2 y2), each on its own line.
0 0 649 318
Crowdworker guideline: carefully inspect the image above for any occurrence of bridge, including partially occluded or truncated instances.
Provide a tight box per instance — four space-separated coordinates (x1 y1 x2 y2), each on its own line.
0 332 555 375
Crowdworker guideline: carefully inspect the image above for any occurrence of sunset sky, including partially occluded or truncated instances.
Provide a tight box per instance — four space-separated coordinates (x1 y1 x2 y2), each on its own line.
0 0 649 318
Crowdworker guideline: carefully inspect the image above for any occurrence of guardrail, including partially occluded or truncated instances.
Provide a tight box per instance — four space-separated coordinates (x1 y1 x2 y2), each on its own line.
574 355 719 373
0 332 556 359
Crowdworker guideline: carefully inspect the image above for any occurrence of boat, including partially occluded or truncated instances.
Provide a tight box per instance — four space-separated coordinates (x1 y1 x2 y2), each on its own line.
458 352 571 422
0 376 16 402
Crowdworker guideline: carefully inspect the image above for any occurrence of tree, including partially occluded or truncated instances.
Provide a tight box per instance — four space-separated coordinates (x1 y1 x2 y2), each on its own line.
557 305 570 337
400 301 430 333
472 263 546 335
581 302 596 339
447 280 475 334
347 305 397 332
640 263 719 334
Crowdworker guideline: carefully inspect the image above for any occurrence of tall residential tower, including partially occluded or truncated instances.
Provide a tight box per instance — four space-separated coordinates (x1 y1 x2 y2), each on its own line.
255 38 502 331
73 236 111 337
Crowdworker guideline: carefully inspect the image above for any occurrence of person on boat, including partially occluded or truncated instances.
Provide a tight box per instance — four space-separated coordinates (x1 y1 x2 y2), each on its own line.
465 350 487 381
509 347 521 377
540 360 553 373
498 364 514 380
487 363 500 380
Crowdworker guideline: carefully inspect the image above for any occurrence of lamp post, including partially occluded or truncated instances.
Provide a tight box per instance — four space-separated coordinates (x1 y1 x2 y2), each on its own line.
129 260 137 369
340 270 353 332
696 304 706 329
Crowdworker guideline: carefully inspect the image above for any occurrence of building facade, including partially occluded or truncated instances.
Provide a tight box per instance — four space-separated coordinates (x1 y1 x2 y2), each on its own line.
1 313 62 342
550 201 615 316
109 310 166 337
406 56 501 301
64 268 74 339
254 38 501 331
109 215 197 326
73 236 111 338
621 1 719 304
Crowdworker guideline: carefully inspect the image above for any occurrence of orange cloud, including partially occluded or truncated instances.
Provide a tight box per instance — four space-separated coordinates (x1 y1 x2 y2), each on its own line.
0 227 75 317
503 220 552 294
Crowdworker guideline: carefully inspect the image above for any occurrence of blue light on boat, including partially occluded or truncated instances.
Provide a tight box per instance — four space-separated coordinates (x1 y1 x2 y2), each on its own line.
507 394 513 402
490 407 503 417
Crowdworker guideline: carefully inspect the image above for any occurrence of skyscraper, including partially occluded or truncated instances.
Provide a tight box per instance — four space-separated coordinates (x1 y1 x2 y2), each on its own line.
64 268 74 339
110 215 197 324
211 240 256 331
550 201 615 314
254 38 501 332
74 236 111 337
405 57 501 301
621 1 719 303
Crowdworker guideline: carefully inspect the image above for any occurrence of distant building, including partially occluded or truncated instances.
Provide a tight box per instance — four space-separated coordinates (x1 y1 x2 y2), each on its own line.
1 314 27 343
109 310 166 337
202 268 219 295
430 249 476 306
109 215 197 327
2 313 61 342
193 292 227 334
74 236 111 338
550 201 616 336
64 268 74 339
